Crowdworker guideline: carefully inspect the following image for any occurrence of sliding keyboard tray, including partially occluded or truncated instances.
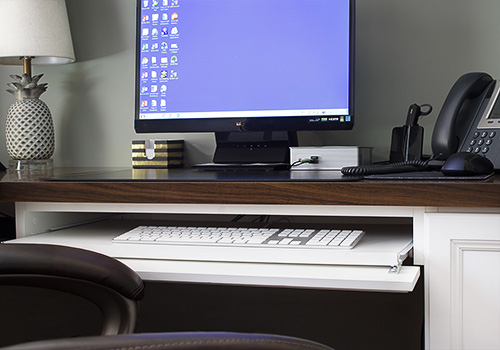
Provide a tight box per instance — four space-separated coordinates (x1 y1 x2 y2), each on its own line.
6 219 419 292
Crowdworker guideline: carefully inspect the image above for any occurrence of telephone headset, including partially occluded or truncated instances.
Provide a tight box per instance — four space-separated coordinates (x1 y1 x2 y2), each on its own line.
342 72 499 177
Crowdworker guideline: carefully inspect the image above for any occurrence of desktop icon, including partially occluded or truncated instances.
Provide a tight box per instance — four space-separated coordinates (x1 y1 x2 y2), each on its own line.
142 57 149 64
141 100 148 107
143 1 149 7
161 42 168 50
171 27 179 35
161 85 167 92
161 70 168 78
142 28 149 36
153 0 159 6
141 72 148 79
171 12 178 20
142 15 149 22
170 56 178 64
152 14 159 21
152 28 159 36
161 57 168 64
151 71 158 78
162 13 169 21
161 28 168 36
170 43 179 49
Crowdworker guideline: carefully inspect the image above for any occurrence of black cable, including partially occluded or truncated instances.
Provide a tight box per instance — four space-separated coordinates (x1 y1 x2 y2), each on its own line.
290 160 308 167
290 156 319 168
0 211 15 220
341 159 430 176
231 215 245 222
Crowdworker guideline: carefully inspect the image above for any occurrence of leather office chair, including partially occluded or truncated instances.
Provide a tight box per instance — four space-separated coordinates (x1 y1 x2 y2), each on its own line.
0 243 334 350
0 243 145 335
0 332 334 350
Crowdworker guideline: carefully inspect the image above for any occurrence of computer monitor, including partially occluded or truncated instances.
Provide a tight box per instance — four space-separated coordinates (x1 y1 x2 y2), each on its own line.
135 0 354 166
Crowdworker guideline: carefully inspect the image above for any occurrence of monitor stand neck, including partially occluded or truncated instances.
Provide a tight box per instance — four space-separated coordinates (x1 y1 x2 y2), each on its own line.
212 131 298 165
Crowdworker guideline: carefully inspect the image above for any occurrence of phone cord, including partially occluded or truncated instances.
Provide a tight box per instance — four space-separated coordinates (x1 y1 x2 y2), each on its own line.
341 160 430 176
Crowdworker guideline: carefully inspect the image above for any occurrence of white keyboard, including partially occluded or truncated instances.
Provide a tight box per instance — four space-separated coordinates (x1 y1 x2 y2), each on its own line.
112 225 365 250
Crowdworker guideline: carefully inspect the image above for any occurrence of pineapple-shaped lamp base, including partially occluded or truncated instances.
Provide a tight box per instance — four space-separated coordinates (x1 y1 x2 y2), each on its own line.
5 74 55 170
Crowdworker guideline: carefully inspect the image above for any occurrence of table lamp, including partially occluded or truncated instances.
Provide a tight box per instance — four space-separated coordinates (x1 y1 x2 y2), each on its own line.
0 0 75 170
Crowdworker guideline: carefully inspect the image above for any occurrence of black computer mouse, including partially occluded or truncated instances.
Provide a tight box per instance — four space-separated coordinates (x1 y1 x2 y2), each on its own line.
441 152 494 176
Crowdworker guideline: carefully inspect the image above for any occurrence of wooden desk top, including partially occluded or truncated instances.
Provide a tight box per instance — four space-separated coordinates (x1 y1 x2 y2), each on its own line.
0 168 499 208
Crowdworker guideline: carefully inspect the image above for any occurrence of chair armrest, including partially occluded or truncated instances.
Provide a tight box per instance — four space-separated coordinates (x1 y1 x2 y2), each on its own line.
0 332 335 350
0 243 144 300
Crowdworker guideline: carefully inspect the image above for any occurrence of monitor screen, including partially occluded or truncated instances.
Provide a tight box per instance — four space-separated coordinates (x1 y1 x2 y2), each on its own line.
135 0 354 164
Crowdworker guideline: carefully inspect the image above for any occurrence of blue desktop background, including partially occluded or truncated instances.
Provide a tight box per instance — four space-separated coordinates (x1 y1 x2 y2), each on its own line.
139 0 350 116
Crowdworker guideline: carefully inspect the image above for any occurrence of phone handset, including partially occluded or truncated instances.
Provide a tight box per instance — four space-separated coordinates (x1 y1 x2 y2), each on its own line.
431 72 493 160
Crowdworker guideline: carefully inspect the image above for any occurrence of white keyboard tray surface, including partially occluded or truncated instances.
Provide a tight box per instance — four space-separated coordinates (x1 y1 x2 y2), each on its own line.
6 219 419 292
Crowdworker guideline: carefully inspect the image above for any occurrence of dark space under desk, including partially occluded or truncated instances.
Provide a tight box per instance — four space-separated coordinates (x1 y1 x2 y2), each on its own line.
0 168 499 349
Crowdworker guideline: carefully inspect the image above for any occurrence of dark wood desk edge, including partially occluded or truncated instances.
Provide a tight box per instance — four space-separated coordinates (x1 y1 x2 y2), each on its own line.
0 168 499 207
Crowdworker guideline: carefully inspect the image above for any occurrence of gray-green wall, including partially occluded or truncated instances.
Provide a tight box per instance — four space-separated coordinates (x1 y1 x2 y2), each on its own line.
1 0 499 167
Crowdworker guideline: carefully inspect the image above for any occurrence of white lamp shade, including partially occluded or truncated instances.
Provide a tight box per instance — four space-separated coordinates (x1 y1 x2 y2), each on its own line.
0 0 75 65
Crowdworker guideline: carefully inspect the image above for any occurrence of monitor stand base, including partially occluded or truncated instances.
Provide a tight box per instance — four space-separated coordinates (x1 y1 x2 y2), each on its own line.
210 131 298 168
193 162 290 171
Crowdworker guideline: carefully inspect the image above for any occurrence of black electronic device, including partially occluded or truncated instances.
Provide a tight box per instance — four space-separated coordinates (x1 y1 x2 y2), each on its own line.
343 72 500 177
431 72 495 161
134 0 355 166
430 72 500 170
389 103 432 163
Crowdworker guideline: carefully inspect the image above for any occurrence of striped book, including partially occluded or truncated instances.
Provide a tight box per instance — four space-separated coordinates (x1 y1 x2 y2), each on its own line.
132 140 184 169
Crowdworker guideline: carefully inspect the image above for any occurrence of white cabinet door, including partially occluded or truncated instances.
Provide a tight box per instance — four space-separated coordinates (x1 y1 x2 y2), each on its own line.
426 213 500 350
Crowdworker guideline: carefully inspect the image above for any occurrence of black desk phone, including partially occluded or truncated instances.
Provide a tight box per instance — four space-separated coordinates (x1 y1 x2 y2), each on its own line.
432 72 499 166
343 72 500 176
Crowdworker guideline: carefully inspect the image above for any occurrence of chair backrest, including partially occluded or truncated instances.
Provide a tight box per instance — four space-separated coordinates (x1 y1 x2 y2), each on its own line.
0 243 144 335
0 332 335 350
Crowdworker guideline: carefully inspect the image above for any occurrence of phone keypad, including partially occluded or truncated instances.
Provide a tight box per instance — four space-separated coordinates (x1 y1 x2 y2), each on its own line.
466 130 496 154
